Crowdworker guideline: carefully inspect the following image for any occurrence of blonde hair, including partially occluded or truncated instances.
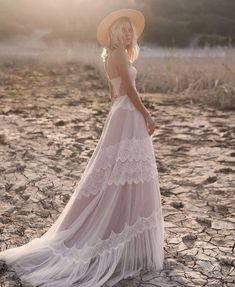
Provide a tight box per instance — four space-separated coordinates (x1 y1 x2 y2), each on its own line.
100 17 140 63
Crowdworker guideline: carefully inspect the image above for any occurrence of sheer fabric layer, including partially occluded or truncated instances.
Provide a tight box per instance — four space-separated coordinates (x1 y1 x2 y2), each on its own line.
0 62 165 287
0 181 165 287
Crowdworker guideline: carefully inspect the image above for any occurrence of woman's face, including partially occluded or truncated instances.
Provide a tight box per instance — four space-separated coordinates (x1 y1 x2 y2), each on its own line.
120 20 134 48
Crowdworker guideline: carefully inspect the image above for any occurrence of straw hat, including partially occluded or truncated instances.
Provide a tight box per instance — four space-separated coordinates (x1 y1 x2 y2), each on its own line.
97 8 145 47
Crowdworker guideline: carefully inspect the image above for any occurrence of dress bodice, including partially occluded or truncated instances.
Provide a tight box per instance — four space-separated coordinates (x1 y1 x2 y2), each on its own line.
109 64 137 98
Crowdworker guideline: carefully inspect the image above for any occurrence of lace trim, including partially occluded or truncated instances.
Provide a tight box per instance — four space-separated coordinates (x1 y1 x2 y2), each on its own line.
47 209 160 263
97 137 155 167
75 137 157 198
77 158 158 198
78 137 155 183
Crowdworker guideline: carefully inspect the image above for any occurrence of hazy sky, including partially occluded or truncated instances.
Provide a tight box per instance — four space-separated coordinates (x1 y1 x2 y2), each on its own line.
0 0 138 42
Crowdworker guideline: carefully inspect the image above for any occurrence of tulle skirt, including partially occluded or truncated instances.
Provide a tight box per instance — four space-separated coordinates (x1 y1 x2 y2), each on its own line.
0 95 165 287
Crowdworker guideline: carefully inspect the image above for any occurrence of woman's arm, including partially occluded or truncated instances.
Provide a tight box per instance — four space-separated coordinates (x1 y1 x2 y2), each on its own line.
112 47 156 136
108 80 117 104
104 60 117 104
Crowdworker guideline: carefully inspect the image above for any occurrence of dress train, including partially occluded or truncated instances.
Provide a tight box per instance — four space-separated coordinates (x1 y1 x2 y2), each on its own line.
0 63 165 287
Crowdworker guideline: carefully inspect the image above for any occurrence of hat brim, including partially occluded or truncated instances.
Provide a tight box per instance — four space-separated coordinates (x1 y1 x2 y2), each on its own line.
97 9 145 47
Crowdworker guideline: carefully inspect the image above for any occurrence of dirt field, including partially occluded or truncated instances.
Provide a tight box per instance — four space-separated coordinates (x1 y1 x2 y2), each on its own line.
0 61 234 287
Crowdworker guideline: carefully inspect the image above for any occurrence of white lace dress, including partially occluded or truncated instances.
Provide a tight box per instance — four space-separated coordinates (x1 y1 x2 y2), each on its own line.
0 62 165 287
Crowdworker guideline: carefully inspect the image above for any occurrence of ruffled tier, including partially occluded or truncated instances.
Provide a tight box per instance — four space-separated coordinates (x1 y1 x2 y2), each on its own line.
0 101 165 286
0 210 164 287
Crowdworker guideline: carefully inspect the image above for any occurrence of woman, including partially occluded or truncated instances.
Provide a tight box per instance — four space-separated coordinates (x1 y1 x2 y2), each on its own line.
0 8 165 287
99 10 156 134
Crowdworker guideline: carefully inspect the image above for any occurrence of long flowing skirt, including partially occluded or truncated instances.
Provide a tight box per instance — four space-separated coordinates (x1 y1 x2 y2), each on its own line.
0 95 165 287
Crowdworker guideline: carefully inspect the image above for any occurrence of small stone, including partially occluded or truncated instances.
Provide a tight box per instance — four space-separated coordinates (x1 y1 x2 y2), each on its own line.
0 260 7 273
15 163 26 172
61 194 71 203
54 120 66 126
219 256 235 267
67 100 80 106
40 201 51 210
182 233 197 247
170 201 184 209
211 204 229 214
14 184 26 193
182 233 197 242
21 194 30 201
203 175 217 184
164 258 184 270
36 210 50 218
0 134 7 145
196 216 212 227
218 167 233 174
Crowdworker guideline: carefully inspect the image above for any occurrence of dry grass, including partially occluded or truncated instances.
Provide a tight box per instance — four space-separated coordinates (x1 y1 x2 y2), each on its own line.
0 43 234 110
135 53 235 110
95 47 235 110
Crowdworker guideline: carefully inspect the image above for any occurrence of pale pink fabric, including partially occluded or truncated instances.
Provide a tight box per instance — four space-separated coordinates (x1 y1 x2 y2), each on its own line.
0 63 165 287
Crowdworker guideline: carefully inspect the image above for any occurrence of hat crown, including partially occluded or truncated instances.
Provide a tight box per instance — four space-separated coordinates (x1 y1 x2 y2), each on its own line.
97 8 145 47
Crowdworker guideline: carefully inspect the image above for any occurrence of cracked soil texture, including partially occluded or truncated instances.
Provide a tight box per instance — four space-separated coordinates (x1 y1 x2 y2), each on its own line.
0 61 234 287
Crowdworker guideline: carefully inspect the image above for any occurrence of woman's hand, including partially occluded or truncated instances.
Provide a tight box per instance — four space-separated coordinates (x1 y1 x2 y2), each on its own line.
110 93 118 104
144 113 156 136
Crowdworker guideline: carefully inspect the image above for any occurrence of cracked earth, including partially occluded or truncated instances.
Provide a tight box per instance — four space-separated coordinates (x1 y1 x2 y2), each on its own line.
0 60 234 287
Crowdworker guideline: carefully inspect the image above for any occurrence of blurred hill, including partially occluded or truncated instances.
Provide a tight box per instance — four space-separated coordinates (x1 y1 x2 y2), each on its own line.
0 0 234 47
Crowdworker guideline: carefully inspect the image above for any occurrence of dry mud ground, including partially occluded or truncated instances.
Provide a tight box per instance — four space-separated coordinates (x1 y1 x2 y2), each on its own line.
0 61 234 287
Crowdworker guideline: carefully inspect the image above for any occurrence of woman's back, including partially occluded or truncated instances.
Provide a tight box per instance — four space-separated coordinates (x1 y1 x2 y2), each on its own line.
105 48 136 97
